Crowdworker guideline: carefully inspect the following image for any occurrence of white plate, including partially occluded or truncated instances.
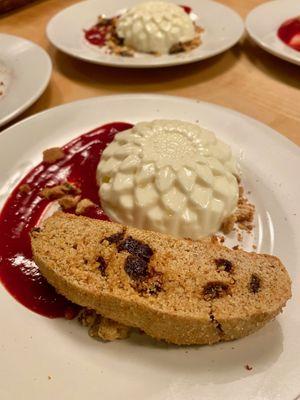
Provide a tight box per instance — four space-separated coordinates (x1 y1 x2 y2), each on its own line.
246 0 300 66
0 94 299 400
47 0 244 68
0 34 52 128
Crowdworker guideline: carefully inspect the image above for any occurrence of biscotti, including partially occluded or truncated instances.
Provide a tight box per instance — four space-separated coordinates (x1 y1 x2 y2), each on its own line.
31 212 291 345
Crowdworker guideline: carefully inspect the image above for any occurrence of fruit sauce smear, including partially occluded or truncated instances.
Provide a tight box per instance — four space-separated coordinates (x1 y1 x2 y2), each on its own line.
277 17 300 52
0 122 132 318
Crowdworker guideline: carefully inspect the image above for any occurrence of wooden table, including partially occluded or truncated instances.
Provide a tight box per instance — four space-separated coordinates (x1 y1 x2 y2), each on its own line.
0 0 299 146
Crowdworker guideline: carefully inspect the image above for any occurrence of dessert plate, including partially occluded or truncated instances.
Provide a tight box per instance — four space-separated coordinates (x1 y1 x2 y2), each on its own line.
0 34 52 128
246 0 300 66
46 0 244 68
0 95 299 400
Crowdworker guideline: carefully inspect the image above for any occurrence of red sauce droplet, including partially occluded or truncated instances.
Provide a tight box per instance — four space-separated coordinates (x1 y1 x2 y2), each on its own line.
278 17 300 52
0 122 132 318
85 26 108 46
181 5 192 14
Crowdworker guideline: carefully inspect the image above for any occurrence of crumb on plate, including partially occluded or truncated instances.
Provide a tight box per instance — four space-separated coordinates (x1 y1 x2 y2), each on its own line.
43 147 65 164
75 198 96 215
19 184 31 194
39 182 81 200
78 308 130 341
58 195 81 210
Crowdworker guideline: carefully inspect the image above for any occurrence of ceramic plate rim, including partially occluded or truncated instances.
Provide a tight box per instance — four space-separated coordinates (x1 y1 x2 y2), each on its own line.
0 93 298 153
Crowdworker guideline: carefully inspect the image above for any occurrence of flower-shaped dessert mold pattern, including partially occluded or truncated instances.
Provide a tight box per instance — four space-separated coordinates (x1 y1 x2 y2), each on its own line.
97 120 239 239
116 1 196 54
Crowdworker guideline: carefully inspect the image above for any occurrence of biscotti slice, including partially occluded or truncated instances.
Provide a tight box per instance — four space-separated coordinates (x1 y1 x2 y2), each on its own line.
31 212 291 345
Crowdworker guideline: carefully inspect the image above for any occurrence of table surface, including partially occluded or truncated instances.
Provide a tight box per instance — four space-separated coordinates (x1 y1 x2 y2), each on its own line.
0 0 299 146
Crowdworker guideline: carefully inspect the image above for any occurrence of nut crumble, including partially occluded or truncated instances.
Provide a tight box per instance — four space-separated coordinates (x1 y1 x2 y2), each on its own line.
43 147 65 164
75 198 96 215
39 182 81 200
78 309 130 341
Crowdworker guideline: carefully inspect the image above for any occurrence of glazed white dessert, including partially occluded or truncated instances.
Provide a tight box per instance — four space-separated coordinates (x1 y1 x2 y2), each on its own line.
116 1 196 54
97 120 239 239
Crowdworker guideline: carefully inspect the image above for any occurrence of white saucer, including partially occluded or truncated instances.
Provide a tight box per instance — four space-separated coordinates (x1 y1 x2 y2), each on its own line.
0 95 299 400
246 0 300 66
47 0 244 68
0 34 52 128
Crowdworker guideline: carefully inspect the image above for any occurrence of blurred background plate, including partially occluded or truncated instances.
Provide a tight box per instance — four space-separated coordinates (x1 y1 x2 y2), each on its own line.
47 0 244 68
0 33 52 128
246 0 300 66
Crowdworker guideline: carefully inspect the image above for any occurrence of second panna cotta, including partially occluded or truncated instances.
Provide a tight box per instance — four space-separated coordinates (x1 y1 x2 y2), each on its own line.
116 1 197 54
97 120 239 239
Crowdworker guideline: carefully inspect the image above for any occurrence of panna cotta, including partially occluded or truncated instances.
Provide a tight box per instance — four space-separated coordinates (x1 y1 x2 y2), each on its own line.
97 120 239 239
116 1 196 54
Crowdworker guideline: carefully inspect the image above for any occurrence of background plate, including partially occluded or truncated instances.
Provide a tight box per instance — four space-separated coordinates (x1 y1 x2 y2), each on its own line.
0 34 52 128
47 0 244 68
0 94 299 400
246 0 300 66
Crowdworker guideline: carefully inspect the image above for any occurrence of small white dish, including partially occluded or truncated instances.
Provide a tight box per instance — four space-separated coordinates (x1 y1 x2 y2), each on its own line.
0 34 52 128
246 0 300 66
0 94 299 400
47 0 244 68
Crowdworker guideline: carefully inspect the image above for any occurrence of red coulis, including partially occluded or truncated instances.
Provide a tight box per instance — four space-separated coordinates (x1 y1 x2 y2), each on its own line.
0 122 132 318
277 17 300 52
181 5 192 14
84 26 109 46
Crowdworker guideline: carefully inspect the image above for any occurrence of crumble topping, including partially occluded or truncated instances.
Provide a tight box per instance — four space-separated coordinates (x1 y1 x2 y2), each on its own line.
43 147 65 164
221 184 255 236
75 198 96 215
169 26 203 54
58 195 81 210
39 182 81 200
221 215 236 234
19 184 31 194
78 309 130 341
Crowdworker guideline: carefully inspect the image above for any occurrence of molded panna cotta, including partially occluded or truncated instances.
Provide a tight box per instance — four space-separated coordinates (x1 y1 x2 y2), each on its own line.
116 1 196 54
97 120 239 239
